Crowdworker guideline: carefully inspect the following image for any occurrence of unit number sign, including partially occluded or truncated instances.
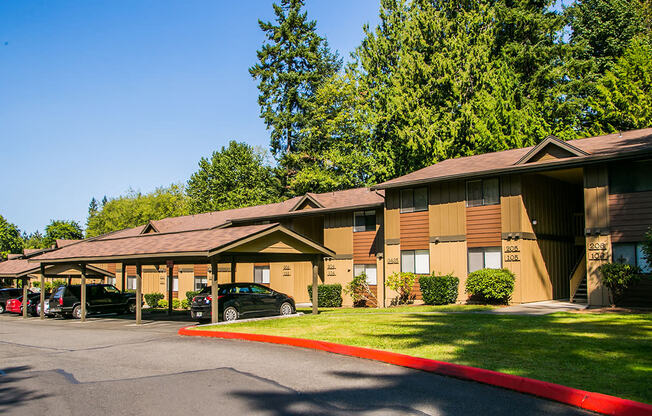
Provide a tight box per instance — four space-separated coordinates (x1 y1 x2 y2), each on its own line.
504 245 520 262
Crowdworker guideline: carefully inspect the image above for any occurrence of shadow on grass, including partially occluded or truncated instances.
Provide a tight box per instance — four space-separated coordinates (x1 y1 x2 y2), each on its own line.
231 368 590 416
370 312 652 403
0 366 49 412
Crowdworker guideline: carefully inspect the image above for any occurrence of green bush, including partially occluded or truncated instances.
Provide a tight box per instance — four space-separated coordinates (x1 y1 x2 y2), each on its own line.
642 228 652 270
181 299 190 309
158 299 168 309
186 290 201 303
307 284 343 307
144 292 164 308
599 262 641 305
343 274 376 307
465 268 515 304
172 299 181 309
386 272 416 305
420 274 459 305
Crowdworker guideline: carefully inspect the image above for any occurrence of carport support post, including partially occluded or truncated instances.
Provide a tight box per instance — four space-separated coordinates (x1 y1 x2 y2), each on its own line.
39 264 45 319
80 263 87 322
22 277 28 319
312 255 319 315
211 259 219 324
121 263 126 293
167 261 173 316
136 264 142 324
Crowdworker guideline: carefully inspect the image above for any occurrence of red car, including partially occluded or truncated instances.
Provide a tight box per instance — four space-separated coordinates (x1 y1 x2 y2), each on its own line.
5 297 23 314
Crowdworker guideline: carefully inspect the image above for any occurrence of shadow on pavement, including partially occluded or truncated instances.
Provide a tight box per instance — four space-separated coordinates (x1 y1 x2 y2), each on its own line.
0 366 49 412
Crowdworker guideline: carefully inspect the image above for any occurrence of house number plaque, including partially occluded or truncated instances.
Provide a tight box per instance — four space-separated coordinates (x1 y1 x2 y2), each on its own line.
387 257 399 264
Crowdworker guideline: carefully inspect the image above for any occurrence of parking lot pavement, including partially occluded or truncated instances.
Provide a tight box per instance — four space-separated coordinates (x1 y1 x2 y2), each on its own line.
0 315 596 416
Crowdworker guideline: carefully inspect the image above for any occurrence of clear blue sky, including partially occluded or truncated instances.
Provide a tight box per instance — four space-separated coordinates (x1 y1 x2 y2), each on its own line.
0 0 380 235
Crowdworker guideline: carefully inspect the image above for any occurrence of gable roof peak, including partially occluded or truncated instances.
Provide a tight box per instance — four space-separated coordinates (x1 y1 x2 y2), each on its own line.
515 135 589 165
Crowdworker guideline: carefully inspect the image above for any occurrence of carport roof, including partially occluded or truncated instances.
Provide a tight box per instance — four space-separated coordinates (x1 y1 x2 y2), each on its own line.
29 223 335 263
0 257 112 278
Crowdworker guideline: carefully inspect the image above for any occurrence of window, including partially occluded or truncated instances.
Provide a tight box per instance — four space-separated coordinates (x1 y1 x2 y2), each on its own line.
254 266 270 284
401 250 429 274
613 243 651 273
251 285 273 294
468 247 502 273
466 178 499 207
194 276 208 291
127 276 136 290
400 187 428 213
354 264 377 285
167 276 179 291
106 276 116 286
609 160 652 194
354 210 376 232
104 285 120 294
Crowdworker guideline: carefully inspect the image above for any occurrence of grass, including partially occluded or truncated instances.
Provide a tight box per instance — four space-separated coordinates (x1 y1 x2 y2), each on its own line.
196 306 652 404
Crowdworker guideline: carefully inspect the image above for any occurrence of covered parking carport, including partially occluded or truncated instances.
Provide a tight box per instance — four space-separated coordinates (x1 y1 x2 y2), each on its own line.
0 256 112 319
30 223 334 324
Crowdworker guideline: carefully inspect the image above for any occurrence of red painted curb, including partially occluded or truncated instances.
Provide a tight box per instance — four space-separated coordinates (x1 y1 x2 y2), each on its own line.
179 327 652 416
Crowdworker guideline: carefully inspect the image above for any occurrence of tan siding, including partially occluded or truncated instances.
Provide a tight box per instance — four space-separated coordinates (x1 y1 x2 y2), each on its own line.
385 190 400 240
324 213 353 255
584 166 611 305
608 191 652 242
430 241 468 301
290 216 324 244
466 205 501 247
429 181 466 237
400 211 429 249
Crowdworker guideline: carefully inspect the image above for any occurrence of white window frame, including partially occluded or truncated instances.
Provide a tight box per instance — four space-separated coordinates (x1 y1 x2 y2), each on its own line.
194 276 208 291
467 247 502 273
400 187 428 213
354 210 376 232
354 264 377 285
400 249 430 274
466 178 500 207
254 266 270 284
127 276 136 290
613 242 651 274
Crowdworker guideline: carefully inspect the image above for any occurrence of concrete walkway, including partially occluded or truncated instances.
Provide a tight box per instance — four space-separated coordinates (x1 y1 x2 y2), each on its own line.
483 300 588 316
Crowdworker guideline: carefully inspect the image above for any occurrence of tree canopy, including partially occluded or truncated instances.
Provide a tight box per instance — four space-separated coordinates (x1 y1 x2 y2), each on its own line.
42 220 84 248
0 215 23 260
86 185 189 237
186 141 281 213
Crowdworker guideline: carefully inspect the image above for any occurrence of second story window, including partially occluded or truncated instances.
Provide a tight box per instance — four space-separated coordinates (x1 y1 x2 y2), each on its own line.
354 210 376 232
466 178 499 207
400 187 428 213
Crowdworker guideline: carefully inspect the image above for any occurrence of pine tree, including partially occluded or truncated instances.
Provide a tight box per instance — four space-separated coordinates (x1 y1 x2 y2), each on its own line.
250 0 341 193
101 196 108 206
88 197 98 217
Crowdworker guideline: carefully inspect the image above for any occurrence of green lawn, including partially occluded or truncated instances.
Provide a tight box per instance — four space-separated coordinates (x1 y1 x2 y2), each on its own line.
196 307 652 404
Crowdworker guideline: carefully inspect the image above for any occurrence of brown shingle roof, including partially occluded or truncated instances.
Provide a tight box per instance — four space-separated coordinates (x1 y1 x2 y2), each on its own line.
97 187 383 239
0 258 39 277
374 128 652 189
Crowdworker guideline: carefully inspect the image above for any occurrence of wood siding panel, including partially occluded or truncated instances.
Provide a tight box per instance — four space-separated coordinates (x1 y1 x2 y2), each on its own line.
353 231 377 264
193 264 208 276
429 181 466 237
400 211 429 250
584 166 611 305
324 212 353 255
609 191 652 242
466 205 501 247
385 190 400 240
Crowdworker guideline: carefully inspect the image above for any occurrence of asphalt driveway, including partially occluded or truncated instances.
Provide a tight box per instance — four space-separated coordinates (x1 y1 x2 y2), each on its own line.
0 314 596 415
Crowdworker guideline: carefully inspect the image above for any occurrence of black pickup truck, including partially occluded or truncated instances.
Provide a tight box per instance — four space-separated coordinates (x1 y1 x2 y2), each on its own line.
48 284 140 319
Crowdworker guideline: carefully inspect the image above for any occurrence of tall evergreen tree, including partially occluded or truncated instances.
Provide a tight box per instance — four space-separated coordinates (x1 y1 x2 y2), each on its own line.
355 0 552 179
250 0 341 193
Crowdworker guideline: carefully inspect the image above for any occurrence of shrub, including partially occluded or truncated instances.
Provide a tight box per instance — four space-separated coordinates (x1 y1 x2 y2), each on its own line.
599 262 641 306
465 268 515 304
642 228 652 271
386 272 416 305
307 283 343 307
158 299 168 309
186 290 201 303
144 292 164 308
172 299 181 309
181 299 190 309
420 274 459 305
343 274 377 307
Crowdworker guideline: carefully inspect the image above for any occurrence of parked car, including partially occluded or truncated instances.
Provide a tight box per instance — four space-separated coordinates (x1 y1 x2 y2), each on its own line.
48 284 141 319
0 288 27 314
25 292 52 317
190 283 295 323
5 296 23 314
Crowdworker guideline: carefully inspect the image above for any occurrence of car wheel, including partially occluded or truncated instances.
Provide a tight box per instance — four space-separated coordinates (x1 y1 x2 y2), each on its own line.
279 302 293 316
223 306 238 322
126 302 137 314
0 303 5 314
72 305 83 319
